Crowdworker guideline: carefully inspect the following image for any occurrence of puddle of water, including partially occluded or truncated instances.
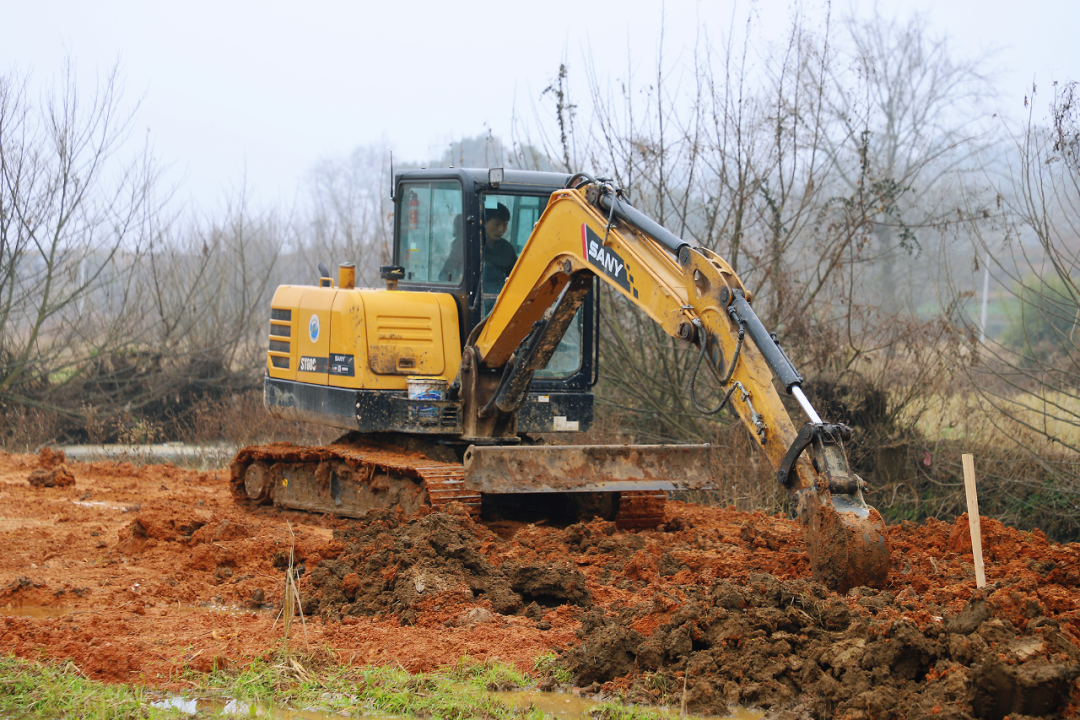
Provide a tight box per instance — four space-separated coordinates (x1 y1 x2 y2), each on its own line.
152 691 763 720
499 689 601 718
499 689 764 718
151 695 373 719
715 710 765 720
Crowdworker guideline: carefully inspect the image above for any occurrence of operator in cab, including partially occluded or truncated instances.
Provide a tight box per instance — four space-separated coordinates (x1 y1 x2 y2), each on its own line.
481 202 516 288
440 203 517 296
479 202 517 317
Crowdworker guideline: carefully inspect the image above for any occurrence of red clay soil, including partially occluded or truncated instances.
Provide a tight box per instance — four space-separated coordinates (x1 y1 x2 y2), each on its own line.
0 448 1077 719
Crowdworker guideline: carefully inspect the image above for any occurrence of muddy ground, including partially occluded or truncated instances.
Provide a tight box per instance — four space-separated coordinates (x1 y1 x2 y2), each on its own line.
0 449 1077 719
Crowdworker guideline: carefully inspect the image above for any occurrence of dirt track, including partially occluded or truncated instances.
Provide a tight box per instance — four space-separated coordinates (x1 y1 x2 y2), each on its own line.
1 449 1078 719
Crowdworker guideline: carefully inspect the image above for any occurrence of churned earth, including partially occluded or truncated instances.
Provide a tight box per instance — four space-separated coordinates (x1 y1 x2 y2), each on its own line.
0 448 1077 719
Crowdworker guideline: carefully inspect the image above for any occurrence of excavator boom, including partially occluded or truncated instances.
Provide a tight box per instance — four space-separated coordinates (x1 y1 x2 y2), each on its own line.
463 178 889 591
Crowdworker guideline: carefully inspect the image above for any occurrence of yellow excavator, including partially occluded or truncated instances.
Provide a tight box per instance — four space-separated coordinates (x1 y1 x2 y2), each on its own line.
230 168 889 592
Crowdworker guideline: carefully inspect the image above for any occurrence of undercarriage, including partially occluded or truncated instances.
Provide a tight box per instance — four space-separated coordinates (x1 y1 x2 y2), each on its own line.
229 434 692 529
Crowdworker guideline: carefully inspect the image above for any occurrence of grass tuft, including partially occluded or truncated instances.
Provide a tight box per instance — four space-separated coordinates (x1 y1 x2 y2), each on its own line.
0 653 711 719
0 656 180 719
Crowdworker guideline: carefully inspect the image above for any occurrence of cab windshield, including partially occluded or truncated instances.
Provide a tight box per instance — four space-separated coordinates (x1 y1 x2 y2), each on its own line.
481 192 582 379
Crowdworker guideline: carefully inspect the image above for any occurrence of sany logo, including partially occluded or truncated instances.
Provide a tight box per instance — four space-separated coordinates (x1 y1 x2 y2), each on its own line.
589 239 623 277
581 224 631 292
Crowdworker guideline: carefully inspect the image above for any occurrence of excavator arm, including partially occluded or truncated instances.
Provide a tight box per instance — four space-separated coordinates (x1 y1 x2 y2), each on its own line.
459 177 889 591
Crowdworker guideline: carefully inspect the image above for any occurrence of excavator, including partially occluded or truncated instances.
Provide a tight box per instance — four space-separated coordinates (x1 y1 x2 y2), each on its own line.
230 168 890 592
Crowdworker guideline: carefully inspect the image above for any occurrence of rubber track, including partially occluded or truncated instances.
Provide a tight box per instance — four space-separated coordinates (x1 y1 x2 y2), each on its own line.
231 442 480 514
614 490 667 530
232 442 665 526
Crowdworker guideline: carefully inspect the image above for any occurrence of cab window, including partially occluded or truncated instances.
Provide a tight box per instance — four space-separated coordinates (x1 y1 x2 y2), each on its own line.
480 192 582 379
479 193 546 303
397 180 463 284
481 193 546 253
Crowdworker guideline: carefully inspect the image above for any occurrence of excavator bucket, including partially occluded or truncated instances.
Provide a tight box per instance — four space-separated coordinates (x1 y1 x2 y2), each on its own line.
802 489 890 593
784 432 891 592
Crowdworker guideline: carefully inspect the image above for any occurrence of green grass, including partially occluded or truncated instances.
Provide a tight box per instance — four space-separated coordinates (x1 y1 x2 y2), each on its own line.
0 654 707 719
0 655 182 719
532 652 572 685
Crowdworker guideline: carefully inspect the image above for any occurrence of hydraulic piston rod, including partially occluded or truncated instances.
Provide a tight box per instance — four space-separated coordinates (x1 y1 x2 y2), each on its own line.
791 386 823 424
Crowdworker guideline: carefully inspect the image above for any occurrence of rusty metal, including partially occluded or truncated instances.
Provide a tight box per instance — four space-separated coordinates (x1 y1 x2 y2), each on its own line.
613 491 668 530
459 347 518 440
242 461 273 504
799 443 890 590
462 444 714 494
407 462 479 510
231 440 702 528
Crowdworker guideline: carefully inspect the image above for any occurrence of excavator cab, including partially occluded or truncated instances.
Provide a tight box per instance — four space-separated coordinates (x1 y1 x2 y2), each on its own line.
391 168 597 434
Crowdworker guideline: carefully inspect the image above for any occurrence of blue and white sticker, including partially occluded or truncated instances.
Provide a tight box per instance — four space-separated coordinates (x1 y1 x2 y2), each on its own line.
308 314 320 342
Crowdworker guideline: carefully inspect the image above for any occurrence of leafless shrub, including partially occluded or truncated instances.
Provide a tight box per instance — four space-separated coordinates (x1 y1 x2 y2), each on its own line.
941 80 1079 516
175 389 337 448
0 60 302 446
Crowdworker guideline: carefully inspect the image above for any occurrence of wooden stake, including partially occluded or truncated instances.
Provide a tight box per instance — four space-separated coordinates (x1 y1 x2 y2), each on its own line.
961 454 987 588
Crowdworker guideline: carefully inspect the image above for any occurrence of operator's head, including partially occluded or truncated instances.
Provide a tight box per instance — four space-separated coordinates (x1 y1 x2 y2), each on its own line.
483 203 510 243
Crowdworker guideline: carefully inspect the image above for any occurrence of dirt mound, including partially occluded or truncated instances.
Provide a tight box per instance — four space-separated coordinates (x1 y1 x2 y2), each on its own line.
0 450 1078 719
37 447 66 469
27 447 75 487
27 465 75 488
298 504 1080 718
568 577 1079 718
546 512 1080 719
115 507 256 554
303 509 591 625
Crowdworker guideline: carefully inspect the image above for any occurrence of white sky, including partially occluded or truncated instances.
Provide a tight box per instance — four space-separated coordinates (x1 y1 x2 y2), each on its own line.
5 0 1078 213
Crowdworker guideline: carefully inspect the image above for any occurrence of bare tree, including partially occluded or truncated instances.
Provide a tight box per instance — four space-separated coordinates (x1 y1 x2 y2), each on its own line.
502 9 991 514
306 145 393 287
137 188 286 392
821 10 995 311
0 61 299 447
945 81 1079 525
0 60 162 421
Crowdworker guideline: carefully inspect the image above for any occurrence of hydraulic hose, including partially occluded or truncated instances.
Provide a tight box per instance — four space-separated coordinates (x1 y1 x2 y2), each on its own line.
565 172 598 189
687 316 744 415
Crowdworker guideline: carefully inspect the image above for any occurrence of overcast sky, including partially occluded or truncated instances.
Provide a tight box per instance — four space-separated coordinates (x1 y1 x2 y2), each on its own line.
5 0 1077 213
